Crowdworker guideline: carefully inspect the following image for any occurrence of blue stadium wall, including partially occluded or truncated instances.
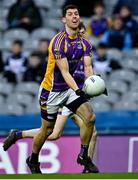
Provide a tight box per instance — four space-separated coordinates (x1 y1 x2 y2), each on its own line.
0 111 138 134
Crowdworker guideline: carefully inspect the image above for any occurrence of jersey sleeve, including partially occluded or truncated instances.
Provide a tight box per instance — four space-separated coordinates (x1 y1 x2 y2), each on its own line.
83 38 92 57
51 33 66 60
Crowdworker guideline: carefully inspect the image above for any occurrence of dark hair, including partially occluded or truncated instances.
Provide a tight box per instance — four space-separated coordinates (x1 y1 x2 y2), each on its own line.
13 40 23 46
39 38 49 43
30 51 41 58
97 42 107 49
120 5 131 12
62 4 79 17
78 22 86 31
112 14 122 21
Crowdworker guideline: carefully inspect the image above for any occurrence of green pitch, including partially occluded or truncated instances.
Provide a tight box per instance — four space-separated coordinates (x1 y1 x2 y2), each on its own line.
0 173 138 179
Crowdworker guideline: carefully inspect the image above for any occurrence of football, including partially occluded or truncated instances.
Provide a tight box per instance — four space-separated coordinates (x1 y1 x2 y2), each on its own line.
83 75 106 97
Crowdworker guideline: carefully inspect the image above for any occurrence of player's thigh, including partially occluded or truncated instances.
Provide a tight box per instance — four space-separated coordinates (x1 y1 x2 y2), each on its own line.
66 88 88 114
72 114 83 127
53 106 72 136
76 102 95 124
53 114 68 136
40 118 55 136
38 87 56 135
65 89 95 123
39 87 51 121
46 90 70 121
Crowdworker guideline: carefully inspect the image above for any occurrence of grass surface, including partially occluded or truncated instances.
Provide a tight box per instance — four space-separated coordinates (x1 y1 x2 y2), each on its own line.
0 173 138 179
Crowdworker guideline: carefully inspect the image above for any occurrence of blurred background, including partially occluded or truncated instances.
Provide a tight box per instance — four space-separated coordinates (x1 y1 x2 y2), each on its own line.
0 0 138 174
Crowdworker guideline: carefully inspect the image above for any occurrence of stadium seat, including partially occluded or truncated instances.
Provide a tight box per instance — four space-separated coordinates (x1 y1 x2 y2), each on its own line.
0 19 8 31
114 101 138 111
121 59 138 72
55 0 66 7
6 93 33 107
0 104 7 114
2 39 12 50
91 95 107 104
122 49 138 59
107 48 122 60
6 103 24 115
0 102 24 115
0 8 9 19
122 91 138 103
2 50 11 60
107 79 128 94
131 80 138 91
15 82 40 96
39 8 48 24
109 70 136 84
0 95 5 104
104 91 120 104
47 9 62 18
26 103 40 114
31 28 56 41
24 39 39 51
34 0 53 9
2 0 16 8
0 31 2 39
0 83 14 96
104 0 118 15
3 29 29 41
91 101 111 112
46 19 63 31
0 38 3 50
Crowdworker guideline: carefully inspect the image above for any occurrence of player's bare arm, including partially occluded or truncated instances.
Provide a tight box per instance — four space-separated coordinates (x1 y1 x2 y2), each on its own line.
84 56 93 78
56 57 79 91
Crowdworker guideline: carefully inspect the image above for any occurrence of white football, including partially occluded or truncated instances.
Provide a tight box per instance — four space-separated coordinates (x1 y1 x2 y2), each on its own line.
84 75 106 97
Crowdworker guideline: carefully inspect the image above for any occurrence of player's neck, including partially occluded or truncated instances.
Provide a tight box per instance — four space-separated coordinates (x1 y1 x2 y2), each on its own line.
65 25 78 39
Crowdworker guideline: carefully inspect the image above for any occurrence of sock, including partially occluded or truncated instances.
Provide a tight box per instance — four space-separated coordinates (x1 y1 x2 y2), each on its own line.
30 152 39 163
16 131 22 140
79 144 89 158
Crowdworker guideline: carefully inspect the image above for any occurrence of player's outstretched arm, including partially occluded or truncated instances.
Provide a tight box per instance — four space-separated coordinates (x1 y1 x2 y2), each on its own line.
84 56 93 78
56 57 79 91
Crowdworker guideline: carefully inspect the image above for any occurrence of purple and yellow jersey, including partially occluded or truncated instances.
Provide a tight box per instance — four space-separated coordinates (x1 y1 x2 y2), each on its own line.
41 30 92 92
73 60 84 89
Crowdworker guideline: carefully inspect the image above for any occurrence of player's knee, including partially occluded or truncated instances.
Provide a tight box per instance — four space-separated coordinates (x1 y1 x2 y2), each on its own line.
46 128 53 137
40 126 53 138
85 113 96 126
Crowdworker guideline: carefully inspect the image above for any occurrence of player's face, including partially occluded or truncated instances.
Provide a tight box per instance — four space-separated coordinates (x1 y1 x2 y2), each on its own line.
29 56 41 68
63 9 80 29
113 18 123 30
120 7 130 18
12 44 22 54
97 48 106 58
94 6 104 16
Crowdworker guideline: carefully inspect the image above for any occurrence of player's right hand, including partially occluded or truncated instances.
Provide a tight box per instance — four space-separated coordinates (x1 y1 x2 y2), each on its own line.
75 89 90 100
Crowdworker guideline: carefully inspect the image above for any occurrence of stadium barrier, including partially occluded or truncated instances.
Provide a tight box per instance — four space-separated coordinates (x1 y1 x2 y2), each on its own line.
0 111 138 134
0 135 138 173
